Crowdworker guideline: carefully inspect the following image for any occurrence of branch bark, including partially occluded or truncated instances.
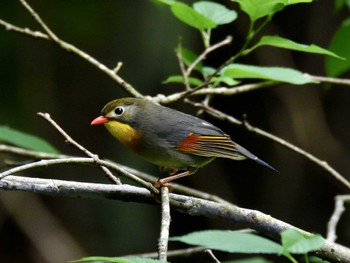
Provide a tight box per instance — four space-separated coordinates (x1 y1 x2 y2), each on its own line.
0 175 349 262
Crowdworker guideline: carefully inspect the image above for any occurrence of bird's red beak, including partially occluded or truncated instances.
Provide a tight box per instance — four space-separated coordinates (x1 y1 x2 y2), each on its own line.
91 116 109 125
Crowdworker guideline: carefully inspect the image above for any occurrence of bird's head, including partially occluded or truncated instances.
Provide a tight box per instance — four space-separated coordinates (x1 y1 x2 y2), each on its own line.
91 98 143 148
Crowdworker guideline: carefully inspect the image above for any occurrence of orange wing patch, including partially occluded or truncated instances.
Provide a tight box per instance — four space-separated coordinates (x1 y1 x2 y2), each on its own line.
177 133 246 160
177 132 200 152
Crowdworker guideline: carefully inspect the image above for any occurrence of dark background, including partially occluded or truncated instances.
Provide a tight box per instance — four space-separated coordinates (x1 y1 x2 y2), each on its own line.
0 1 349 262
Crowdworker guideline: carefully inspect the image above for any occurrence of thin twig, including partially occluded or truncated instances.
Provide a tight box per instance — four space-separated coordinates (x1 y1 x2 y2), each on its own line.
37 112 121 185
0 19 49 39
0 157 158 195
309 75 350 86
186 36 232 76
162 36 233 104
158 187 171 262
19 0 59 41
154 81 276 104
243 120 350 190
327 195 350 242
0 144 70 159
192 81 276 96
186 100 350 191
205 249 221 263
176 38 191 90
112 62 123 74
0 144 236 205
122 247 206 259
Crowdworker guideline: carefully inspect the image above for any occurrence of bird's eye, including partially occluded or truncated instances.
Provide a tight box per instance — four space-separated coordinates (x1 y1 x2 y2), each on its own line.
114 106 124 116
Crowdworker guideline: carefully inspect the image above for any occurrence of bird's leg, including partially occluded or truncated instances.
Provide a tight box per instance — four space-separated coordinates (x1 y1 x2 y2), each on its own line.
154 168 197 188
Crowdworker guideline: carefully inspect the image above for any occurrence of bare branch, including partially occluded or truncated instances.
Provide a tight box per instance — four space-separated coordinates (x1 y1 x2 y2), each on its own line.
158 187 171 261
187 101 350 191
175 38 191 91
122 247 207 260
0 144 236 205
310 75 350 86
19 0 59 41
243 120 350 191
0 18 49 39
37 112 121 185
186 36 232 76
1 175 349 262
154 81 276 105
0 157 158 195
205 249 220 263
0 144 69 159
192 81 276 96
327 195 350 242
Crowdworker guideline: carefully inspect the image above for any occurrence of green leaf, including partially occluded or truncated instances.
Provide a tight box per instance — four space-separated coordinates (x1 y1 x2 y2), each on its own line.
309 256 330 263
249 35 343 59
222 64 318 85
287 0 313 3
193 1 237 25
232 0 284 22
233 0 312 22
171 2 217 30
153 0 175 5
0 126 59 154
171 230 283 254
201 67 241 85
178 48 203 71
225 256 273 263
71 256 165 263
163 75 203 86
212 75 240 86
326 21 350 77
202 66 216 78
281 229 325 254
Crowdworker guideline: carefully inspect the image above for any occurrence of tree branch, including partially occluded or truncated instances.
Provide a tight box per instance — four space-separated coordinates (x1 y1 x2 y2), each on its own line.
0 175 349 262
327 195 350 243
158 187 171 261
38 112 121 185
0 157 159 195
0 144 236 206
186 100 350 191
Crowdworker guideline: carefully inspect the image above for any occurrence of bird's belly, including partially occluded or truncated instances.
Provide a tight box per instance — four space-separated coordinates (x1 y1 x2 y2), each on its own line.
137 144 215 169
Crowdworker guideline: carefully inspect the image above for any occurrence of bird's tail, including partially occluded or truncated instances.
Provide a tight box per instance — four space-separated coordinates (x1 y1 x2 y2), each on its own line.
235 144 278 172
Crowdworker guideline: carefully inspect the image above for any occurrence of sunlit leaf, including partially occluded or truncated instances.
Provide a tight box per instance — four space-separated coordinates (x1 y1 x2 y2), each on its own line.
171 2 217 30
194 1 237 25
281 229 325 254
232 0 284 22
226 257 273 263
71 256 165 263
212 75 240 86
171 230 283 254
248 35 343 59
222 64 317 84
233 0 312 22
163 75 203 86
178 48 203 71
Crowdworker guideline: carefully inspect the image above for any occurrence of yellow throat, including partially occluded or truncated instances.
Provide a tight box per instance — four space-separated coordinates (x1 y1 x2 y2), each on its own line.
104 121 140 150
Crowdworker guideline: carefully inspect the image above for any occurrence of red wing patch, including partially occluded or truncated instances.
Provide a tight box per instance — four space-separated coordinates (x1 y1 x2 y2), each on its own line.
177 133 246 160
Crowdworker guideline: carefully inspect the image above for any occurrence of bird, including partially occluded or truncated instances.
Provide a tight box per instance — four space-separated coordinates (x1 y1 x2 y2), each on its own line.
91 97 277 187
